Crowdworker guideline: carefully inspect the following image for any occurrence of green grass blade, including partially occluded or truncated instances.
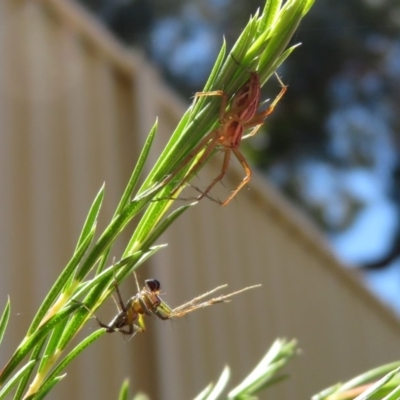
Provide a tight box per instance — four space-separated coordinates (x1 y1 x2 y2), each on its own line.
117 120 158 212
33 330 104 399
95 121 159 275
0 303 80 385
123 200 168 256
229 13 259 67
109 246 165 288
126 203 193 256
311 384 342 400
72 254 141 300
0 360 35 400
132 392 151 400
131 47 227 236
199 40 227 94
303 0 315 15
382 382 400 400
138 110 193 193
118 379 130 400
259 44 300 84
340 362 400 393
204 366 230 400
189 40 227 117
193 383 213 400
353 368 400 400
75 184 164 281
0 297 10 346
27 226 95 335
312 362 400 400
37 323 66 376
258 0 307 71
260 0 282 33
13 339 47 400
58 288 111 351
75 183 104 251
27 374 65 400
138 43 226 193
228 339 297 398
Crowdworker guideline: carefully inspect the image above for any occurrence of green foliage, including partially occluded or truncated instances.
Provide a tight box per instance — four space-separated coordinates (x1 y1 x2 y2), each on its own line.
0 0 314 398
0 298 10 347
313 362 400 400
227 338 298 398
120 339 298 400
199 339 298 400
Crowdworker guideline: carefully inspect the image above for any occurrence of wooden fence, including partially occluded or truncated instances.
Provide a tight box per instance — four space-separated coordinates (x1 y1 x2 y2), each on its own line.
1 0 400 399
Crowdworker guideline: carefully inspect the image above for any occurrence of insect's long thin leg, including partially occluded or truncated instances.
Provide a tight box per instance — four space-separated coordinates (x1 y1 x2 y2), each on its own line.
172 285 228 313
171 284 261 318
113 280 127 312
221 149 252 206
75 301 113 331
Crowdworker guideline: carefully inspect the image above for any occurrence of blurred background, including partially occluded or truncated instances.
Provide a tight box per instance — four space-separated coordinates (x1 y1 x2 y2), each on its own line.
79 0 400 311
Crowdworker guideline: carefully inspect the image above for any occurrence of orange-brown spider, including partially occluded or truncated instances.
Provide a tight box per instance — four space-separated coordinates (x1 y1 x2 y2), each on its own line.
163 70 287 206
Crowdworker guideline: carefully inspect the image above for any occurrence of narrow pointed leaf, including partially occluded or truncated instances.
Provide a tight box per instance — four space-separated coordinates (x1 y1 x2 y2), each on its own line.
0 360 35 400
35 330 104 398
75 183 104 251
194 384 213 400
205 366 230 400
354 368 400 400
0 297 10 346
382 383 400 400
75 189 161 281
27 374 65 400
27 226 95 335
118 379 130 400
127 203 193 256
260 0 282 33
0 304 80 385
117 120 158 212
13 338 47 400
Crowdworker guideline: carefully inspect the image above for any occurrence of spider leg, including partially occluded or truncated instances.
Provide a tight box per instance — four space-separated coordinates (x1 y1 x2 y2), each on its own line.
161 130 217 192
241 83 286 140
221 148 252 206
168 132 221 197
160 90 228 196
241 123 263 140
194 90 228 122
255 82 287 120
195 148 232 202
